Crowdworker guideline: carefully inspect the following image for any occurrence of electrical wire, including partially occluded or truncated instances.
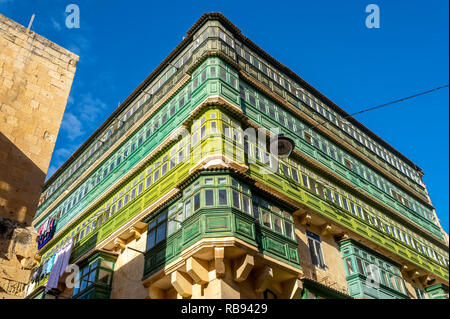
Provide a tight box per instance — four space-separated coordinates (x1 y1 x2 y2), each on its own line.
308 84 449 131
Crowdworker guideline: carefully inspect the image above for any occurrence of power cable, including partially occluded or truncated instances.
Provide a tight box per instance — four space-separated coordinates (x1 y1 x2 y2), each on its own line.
308 84 449 131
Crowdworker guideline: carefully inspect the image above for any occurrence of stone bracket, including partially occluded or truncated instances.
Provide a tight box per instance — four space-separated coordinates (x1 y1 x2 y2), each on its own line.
171 270 193 298
186 256 210 285
113 238 126 252
300 213 312 226
233 254 254 283
128 225 146 241
320 224 332 237
214 247 225 278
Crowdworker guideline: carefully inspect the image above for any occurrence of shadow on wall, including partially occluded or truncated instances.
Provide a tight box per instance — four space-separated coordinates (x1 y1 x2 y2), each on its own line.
0 132 46 225
110 245 148 299
0 132 43 265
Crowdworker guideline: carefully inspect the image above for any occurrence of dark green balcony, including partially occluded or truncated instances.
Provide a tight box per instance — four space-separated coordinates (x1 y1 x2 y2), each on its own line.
142 173 301 280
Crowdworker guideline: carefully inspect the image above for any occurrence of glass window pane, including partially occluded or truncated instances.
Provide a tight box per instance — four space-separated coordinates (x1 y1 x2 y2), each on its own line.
88 270 97 286
147 230 156 250
194 193 201 211
81 266 89 276
273 215 283 233
253 204 260 222
356 258 364 274
262 210 271 228
242 196 250 214
184 200 191 218
155 223 166 244
205 189 214 206
308 238 318 266
218 190 227 205
101 260 113 270
80 277 88 291
148 220 156 230
167 219 176 236
232 190 240 209
315 241 325 268
345 258 354 275
284 221 293 239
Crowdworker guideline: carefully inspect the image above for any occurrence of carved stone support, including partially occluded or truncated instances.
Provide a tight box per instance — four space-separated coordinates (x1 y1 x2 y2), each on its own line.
320 224 332 237
129 225 145 241
214 247 225 278
171 270 193 298
186 257 210 285
300 213 312 226
233 254 254 283
113 238 126 252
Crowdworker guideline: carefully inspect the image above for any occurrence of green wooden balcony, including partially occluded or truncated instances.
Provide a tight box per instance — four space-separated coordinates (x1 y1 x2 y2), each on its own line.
142 202 300 280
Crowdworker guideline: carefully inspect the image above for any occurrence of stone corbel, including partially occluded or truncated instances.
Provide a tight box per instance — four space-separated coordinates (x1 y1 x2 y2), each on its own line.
293 208 308 217
400 265 410 277
186 256 210 285
320 224 332 237
214 247 225 278
113 238 126 252
334 232 349 242
299 213 312 226
129 225 145 241
408 270 421 280
171 270 193 298
233 254 255 283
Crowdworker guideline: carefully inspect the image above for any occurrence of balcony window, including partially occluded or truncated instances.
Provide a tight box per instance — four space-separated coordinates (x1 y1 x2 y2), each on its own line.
72 254 115 299
218 189 228 205
146 212 167 251
307 230 326 269
205 189 214 206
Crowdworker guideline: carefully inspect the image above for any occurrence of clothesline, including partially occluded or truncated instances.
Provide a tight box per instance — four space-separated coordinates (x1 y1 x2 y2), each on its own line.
45 238 74 292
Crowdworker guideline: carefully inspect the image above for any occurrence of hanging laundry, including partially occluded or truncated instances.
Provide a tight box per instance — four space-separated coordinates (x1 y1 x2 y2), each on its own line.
58 239 73 278
38 218 57 249
44 240 74 293
45 251 63 292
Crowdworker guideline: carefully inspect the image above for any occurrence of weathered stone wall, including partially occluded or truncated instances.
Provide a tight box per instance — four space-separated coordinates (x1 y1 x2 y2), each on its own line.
0 216 37 299
109 232 148 299
294 219 350 295
0 13 78 225
0 13 78 299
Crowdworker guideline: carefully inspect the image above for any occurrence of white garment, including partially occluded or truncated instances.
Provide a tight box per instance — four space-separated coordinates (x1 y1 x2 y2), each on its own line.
42 219 49 235
59 240 73 277
44 240 74 292
45 250 63 292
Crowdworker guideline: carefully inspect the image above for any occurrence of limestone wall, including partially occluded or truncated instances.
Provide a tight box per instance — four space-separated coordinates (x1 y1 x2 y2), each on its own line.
294 219 350 295
0 13 78 299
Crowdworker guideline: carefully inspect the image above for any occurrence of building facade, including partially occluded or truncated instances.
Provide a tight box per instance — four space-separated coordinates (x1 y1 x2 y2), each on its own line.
0 13 78 299
25 13 448 299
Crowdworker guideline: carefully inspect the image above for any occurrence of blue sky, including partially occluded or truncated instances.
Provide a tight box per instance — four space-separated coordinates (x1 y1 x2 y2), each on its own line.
1 0 448 232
